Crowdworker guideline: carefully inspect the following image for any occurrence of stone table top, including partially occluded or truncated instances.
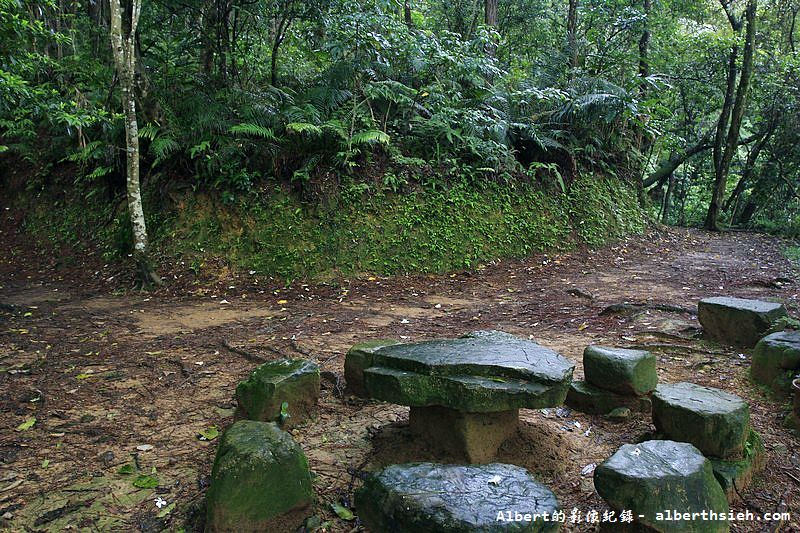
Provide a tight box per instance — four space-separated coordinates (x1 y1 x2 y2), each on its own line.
363 331 574 412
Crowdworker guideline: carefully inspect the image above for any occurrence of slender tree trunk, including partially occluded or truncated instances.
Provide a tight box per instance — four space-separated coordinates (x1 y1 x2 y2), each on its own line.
404 0 413 28
723 125 773 213
109 0 161 286
566 0 579 71
638 0 650 97
705 0 757 230
661 172 675 223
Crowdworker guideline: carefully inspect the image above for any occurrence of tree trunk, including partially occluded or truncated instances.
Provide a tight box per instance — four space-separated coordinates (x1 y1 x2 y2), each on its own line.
705 0 757 230
644 130 713 188
484 0 497 27
404 0 413 28
661 172 675 223
638 0 650 97
109 0 161 286
723 124 774 213
566 0 579 71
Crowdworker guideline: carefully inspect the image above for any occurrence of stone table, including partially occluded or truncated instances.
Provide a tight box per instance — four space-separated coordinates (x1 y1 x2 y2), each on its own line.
361 330 574 462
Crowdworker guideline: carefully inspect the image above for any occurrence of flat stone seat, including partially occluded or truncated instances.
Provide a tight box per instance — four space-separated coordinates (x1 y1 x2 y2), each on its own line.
652 382 750 459
360 331 574 462
594 440 729 532
356 463 561 532
751 331 800 395
698 297 787 348
235 359 320 429
583 345 657 396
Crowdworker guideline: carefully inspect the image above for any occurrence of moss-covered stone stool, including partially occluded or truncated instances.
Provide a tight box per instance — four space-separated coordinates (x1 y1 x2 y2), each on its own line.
344 339 400 397
751 331 800 395
236 359 320 429
566 346 656 416
652 382 750 459
205 420 313 532
698 297 787 348
360 330 574 463
584 345 658 395
594 440 729 532
355 462 561 532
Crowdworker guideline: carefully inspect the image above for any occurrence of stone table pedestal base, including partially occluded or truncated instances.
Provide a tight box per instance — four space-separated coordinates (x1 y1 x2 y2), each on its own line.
409 406 518 463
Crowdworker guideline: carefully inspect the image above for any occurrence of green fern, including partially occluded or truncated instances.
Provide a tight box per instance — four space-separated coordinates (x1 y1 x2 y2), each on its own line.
286 122 323 136
229 123 275 139
351 130 390 146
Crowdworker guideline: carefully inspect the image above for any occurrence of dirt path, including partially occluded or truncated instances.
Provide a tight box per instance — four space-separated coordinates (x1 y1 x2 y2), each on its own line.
1 227 799 531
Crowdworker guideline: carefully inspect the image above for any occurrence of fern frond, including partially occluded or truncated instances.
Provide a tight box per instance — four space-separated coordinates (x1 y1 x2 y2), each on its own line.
229 123 276 139
286 122 322 136
351 130 390 146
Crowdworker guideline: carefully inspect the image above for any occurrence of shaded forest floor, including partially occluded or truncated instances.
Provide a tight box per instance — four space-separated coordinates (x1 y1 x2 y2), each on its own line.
1 214 799 531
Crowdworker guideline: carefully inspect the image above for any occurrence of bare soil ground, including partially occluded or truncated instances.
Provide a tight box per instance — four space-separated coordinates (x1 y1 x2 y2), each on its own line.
1 220 799 532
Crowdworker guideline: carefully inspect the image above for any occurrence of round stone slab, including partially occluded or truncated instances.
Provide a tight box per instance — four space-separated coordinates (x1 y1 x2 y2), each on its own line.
652 382 750 459
362 331 575 412
356 463 561 532
594 440 729 533
698 297 787 348
751 331 800 395
583 345 657 396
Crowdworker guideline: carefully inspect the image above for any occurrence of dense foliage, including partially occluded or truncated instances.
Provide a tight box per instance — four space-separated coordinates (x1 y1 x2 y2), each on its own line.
1 0 798 278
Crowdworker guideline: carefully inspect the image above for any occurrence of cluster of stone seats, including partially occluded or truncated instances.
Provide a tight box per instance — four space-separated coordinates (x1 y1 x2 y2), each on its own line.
566 345 657 418
592 296 783 532
204 331 573 532
202 293 793 532
699 296 800 429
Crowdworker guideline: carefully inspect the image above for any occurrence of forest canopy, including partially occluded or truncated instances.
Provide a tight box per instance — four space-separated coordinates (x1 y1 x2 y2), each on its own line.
1 0 799 279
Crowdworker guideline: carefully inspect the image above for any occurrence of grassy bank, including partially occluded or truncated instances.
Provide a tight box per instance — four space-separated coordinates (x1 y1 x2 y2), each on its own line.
21 176 646 281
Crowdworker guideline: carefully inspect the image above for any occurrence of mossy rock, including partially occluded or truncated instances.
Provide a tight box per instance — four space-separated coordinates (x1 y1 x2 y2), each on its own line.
355 462 561 532
565 381 651 415
344 339 399 397
652 382 750 459
698 297 787 348
583 345 657 396
205 420 313 532
751 331 800 396
709 430 766 502
235 359 320 429
594 440 729 533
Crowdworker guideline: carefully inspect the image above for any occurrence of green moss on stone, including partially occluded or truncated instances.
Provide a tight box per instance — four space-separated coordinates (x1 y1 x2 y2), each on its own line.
710 430 766 502
584 346 657 396
205 420 313 532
